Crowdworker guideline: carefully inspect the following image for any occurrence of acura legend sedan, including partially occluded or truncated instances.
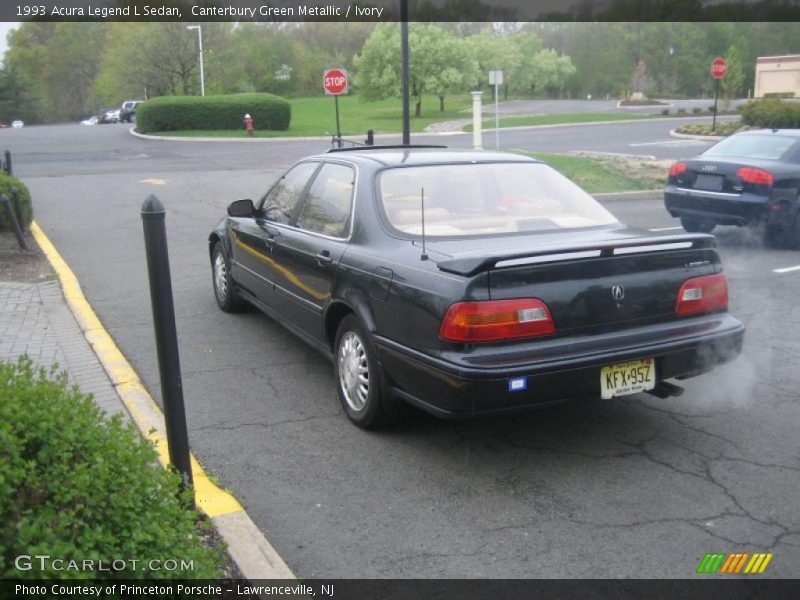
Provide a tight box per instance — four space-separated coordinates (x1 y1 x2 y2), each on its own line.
209 147 744 428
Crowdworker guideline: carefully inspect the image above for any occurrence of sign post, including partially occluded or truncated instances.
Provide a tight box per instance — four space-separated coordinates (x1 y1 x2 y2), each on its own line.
489 70 503 150
710 58 728 133
323 68 349 147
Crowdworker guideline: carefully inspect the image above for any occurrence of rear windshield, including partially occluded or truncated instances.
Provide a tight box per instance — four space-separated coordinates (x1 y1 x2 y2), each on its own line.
702 134 796 160
377 162 618 238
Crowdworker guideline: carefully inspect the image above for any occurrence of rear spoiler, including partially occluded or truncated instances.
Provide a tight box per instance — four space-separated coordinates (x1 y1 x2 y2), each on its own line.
436 233 716 276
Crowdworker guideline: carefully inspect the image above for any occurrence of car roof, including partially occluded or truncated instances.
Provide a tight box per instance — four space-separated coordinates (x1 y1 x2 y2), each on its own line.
734 128 800 138
314 148 540 167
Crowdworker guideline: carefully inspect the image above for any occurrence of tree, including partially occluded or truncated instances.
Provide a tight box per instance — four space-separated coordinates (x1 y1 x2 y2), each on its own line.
469 29 523 99
721 39 747 104
354 24 477 116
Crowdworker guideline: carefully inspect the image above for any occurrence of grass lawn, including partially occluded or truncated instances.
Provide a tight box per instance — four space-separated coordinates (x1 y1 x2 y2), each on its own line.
514 150 666 194
464 112 655 132
152 94 472 138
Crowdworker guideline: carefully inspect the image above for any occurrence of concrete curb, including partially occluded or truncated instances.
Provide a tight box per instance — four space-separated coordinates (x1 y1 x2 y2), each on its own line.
130 115 738 144
29 221 294 581
594 189 663 202
669 128 726 141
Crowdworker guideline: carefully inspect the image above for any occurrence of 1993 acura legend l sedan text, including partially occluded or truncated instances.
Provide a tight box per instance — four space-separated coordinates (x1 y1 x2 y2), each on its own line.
209 148 744 428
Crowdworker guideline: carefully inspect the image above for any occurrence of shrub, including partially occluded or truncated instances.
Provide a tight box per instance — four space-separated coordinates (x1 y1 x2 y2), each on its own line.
661 108 670 115
136 93 291 133
708 105 717 114
763 92 795 99
740 99 800 129
0 357 225 579
0 173 32 232
677 108 687 115
692 107 702 114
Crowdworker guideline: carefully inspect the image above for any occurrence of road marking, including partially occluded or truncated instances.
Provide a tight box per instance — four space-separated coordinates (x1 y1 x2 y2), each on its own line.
649 226 684 232
773 265 800 274
629 140 708 147
139 178 168 185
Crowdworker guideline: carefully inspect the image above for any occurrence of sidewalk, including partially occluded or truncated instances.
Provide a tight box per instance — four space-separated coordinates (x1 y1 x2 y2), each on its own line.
0 279 129 422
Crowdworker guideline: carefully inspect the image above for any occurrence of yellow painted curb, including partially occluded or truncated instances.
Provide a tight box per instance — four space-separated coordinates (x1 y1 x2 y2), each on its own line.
30 221 243 519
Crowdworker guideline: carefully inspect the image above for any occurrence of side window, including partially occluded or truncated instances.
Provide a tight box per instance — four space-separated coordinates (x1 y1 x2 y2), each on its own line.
296 163 355 238
261 162 319 224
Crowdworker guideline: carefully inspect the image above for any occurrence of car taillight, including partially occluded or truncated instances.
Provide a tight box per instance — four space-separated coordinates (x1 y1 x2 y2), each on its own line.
669 162 687 177
736 167 774 186
675 274 728 316
440 298 555 342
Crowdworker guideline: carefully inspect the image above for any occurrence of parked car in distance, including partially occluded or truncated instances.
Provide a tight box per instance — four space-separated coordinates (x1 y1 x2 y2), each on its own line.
97 108 119 124
11 120 24 128
81 115 98 126
119 100 143 123
665 129 800 247
209 147 745 429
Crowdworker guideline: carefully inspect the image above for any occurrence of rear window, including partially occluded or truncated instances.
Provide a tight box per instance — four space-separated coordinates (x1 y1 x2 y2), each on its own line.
702 134 796 161
377 162 618 238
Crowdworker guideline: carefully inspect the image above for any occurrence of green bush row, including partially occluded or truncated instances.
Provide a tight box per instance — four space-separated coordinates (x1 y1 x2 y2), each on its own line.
0 357 224 579
136 93 291 133
0 173 32 232
740 99 800 129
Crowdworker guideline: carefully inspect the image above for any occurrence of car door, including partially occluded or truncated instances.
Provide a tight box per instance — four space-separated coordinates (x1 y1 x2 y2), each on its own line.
228 161 319 307
270 162 356 340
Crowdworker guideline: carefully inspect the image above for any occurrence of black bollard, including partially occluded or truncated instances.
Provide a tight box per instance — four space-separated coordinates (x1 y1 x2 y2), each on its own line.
4 150 12 177
140 195 194 502
0 194 27 250
365 129 374 146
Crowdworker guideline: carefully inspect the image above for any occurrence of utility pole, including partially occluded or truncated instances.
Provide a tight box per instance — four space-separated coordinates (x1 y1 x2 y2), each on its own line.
401 0 410 145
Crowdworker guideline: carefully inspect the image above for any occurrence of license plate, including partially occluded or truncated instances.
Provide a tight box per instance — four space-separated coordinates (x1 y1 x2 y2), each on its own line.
600 358 655 399
693 174 723 191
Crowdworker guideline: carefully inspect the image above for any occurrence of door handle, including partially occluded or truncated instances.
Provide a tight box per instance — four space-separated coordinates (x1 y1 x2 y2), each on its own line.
315 251 333 266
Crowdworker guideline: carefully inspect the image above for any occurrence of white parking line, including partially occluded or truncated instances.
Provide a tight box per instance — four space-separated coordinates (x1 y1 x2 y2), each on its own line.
629 140 708 147
649 226 684 232
773 265 800 274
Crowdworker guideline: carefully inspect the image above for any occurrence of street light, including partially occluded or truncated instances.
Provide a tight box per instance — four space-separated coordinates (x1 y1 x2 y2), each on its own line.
186 25 205 97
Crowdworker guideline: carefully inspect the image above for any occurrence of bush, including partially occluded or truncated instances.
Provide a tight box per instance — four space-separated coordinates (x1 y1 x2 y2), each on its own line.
0 173 32 232
692 107 702 114
661 108 670 115
677 108 687 115
136 93 291 133
763 92 795 99
0 357 224 579
740 99 800 129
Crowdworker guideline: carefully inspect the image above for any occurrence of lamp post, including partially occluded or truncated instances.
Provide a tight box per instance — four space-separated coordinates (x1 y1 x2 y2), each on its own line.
186 25 205 97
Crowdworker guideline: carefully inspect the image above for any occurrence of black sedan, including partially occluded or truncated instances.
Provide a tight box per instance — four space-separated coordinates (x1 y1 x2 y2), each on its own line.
209 147 744 428
665 129 800 247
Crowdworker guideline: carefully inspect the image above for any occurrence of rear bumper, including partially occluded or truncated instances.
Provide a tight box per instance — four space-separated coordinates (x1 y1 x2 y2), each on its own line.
664 187 770 226
374 313 745 418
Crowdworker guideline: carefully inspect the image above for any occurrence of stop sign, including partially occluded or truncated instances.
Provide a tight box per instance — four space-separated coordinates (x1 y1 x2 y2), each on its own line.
323 68 348 95
711 58 728 79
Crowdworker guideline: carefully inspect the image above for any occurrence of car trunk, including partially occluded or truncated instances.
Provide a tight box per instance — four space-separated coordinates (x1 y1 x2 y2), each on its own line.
432 228 722 335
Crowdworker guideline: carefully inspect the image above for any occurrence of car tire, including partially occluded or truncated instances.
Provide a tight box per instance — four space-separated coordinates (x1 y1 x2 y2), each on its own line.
211 242 245 313
334 315 392 429
680 217 716 233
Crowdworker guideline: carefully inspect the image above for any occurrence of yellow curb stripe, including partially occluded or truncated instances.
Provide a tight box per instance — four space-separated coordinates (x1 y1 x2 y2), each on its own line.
31 221 243 518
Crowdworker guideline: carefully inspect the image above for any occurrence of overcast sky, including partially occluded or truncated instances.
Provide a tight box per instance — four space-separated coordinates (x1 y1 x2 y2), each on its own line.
0 22 18 64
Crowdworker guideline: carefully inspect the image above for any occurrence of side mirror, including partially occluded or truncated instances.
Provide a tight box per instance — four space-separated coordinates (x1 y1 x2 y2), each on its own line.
227 199 255 218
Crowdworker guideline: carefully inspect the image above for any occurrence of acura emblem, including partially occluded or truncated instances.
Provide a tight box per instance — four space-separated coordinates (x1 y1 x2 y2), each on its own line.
611 285 625 301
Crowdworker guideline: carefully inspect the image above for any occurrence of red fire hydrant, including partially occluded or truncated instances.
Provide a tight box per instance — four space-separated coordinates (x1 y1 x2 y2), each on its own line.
244 113 254 137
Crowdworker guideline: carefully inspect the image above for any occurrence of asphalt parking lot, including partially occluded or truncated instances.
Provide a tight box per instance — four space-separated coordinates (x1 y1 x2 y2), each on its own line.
8 122 800 578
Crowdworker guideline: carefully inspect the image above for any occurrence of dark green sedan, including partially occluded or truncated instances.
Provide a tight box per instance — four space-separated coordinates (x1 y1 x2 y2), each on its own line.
209 147 744 429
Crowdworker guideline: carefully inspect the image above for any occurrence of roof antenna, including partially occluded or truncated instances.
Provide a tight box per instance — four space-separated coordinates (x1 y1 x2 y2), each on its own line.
420 187 428 261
